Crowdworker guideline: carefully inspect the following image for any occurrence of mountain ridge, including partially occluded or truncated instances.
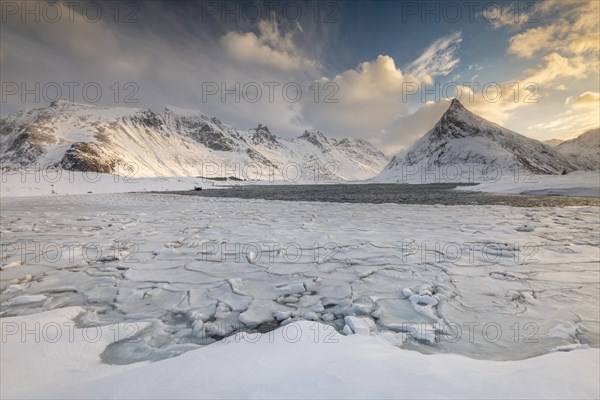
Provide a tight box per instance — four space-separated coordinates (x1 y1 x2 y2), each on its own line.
0 100 388 181
555 128 600 171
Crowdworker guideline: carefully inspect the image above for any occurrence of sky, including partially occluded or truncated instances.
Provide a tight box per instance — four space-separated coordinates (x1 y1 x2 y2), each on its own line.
1 0 599 155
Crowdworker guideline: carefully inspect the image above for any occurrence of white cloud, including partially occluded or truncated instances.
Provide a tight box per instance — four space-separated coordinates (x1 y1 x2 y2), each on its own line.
506 0 599 83
406 31 462 83
220 18 317 72
527 108 599 139
527 91 599 139
484 2 538 30
460 1 599 141
566 91 600 107
1 7 319 137
524 53 589 85
377 101 450 155
300 55 412 138
300 32 463 151
453 84 523 126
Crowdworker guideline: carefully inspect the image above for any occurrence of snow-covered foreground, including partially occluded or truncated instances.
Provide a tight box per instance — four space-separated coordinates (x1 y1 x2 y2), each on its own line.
2 308 598 399
1 193 599 398
458 171 600 198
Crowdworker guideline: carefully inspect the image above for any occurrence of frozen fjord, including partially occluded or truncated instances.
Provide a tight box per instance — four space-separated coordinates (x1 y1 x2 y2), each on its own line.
1 192 598 364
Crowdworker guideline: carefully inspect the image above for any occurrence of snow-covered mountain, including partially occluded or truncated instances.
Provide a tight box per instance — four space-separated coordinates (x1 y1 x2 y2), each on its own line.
376 99 580 183
0 101 388 181
555 128 600 171
543 138 564 147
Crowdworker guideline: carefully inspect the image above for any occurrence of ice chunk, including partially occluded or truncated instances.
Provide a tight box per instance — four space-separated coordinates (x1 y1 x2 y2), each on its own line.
246 251 258 264
343 316 376 336
418 284 433 296
238 300 276 327
1 261 23 270
227 278 251 297
191 319 204 337
321 313 335 322
548 323 580 340
303 312 319 321
274 311 291 321
409 293 439 320
342 323 354 335
516 224 535 232
552 344 590 352
153 248 179 257
281 295 299 304
274 282 306 295
4 284 26 293
3 294 48 306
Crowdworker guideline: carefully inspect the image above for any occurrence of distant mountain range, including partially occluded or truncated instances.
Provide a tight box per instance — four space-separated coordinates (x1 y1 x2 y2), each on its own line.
543 138 564 147
376 99 598 182
1 99 597 183
0 101 388 181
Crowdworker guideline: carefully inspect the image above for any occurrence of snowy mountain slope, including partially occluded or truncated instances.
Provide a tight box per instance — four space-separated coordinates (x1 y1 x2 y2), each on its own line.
555 128 600 170
544 138 564 147
376 99 579 182
0 101 388 181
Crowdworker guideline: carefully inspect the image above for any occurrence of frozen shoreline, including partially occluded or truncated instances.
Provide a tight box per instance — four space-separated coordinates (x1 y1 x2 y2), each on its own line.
2 169 598 198
0 171 217 198
455 171 600 198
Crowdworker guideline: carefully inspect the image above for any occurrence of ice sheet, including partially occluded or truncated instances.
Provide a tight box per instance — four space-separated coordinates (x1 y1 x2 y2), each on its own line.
2 193 598 364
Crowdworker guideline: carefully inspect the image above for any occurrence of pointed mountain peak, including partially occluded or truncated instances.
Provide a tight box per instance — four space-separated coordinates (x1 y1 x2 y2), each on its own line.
379 95 581 179
299 129 331 150
255 123 270 133
299 129 326 140
246 123 279 147
450 97 461 107
445 98 469 115
49 99 81 107
433 98 485 137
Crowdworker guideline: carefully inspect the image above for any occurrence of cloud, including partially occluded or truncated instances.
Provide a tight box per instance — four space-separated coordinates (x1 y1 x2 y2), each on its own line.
406 31 462 83
484 3 538 30
464 1 599 141
0 6 467 153
527 91 600 139
0 5 321 137
300 55 412 137
1 2 147 76
453 84 526 127
507 25 558 58
524 53 589 84
506 1 599 73
300 32 462 149
566 91 600 107
498 0 599 138
377 101 450 155
220 17 318 71
527 107 599 139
